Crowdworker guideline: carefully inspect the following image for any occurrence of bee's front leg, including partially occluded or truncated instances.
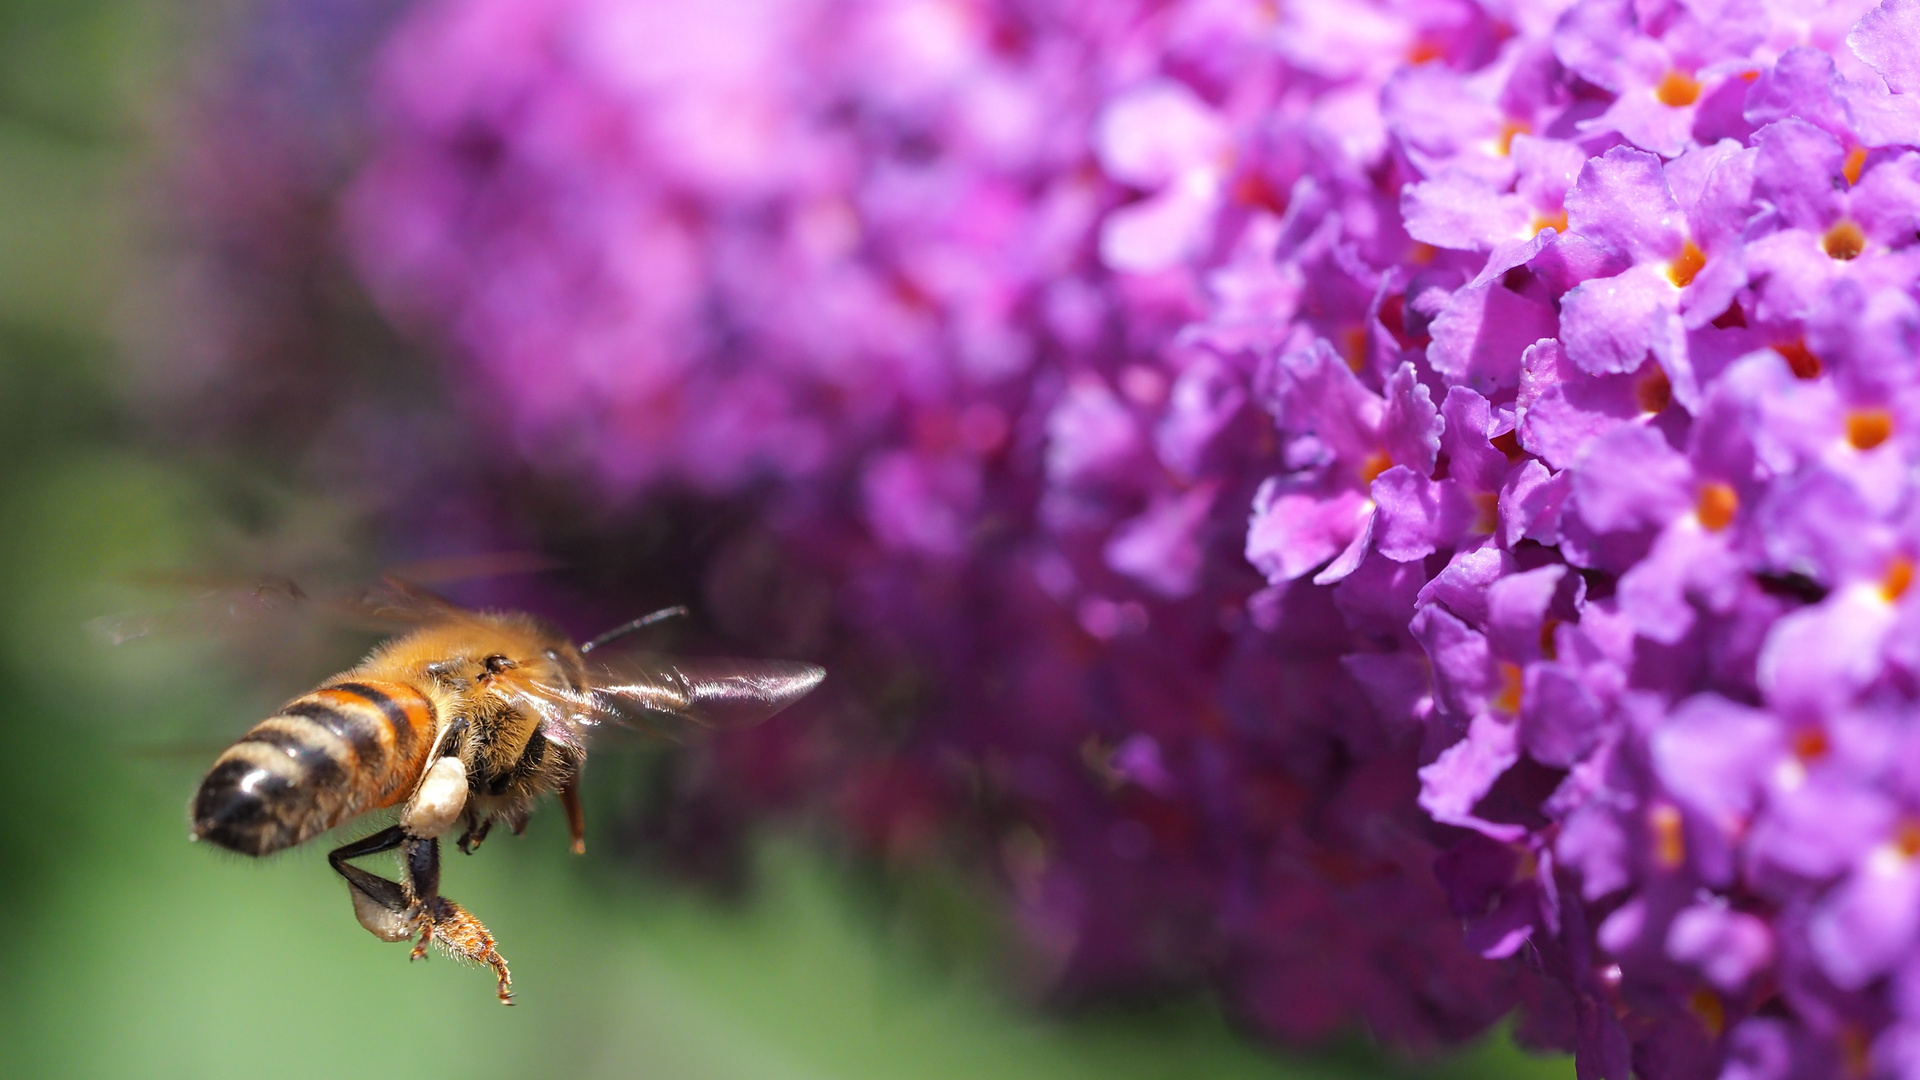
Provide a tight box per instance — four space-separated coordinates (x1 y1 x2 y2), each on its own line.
456 811 493 855
401 835 514 1005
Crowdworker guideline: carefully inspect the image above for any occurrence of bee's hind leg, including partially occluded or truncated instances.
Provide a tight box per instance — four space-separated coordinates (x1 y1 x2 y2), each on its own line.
329 827 514 1004
328 826 417 942
402 835 514 1005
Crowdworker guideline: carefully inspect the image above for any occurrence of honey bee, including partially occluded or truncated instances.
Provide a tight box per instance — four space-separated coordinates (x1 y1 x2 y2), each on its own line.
186 581 824 1004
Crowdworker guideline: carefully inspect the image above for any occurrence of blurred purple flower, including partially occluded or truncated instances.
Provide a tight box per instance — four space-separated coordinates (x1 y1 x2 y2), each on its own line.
188 0 1920 1073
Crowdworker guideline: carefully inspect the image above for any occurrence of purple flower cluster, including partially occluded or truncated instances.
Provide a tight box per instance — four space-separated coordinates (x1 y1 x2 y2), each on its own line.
341 0 1531 1050
345 0 1136 495
1225 2 1920 1076
208 0 1920 1073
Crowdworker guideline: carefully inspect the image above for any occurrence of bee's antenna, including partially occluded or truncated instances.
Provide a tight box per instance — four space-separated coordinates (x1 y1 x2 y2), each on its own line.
581 606 690 653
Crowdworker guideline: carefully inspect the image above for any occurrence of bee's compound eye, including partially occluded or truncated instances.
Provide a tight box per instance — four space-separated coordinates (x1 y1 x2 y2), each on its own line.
425 660 461 682
484 654 516 674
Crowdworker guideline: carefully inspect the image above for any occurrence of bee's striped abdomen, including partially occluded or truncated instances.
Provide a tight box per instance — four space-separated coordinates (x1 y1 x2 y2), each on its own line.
192 680 437 856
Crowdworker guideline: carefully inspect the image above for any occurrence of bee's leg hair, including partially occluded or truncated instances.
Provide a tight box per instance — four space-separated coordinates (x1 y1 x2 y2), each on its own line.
403 834 441 901
401 834 514 1005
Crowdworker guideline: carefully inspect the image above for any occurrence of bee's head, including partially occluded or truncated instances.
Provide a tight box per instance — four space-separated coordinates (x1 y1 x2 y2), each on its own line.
422 653 518 691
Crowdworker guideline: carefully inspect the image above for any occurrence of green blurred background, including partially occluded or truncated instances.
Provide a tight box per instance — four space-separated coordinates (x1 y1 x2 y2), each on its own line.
0 2 1570 1076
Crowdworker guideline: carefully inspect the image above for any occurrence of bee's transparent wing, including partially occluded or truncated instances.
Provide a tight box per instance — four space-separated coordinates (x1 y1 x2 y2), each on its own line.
90 572 483 645
87 573 313 645
572 654 826 736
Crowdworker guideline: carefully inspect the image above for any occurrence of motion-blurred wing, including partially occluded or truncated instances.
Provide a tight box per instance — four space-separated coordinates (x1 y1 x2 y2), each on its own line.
582 654 825 733
91 572 484 645
87 573 312 644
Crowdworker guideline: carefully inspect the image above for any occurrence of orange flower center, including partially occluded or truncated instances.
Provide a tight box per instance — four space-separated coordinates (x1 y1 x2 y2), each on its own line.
1898 819 1920 859
1792 726 1831 762
1636 367 1672 414
1472 491 1501 535
1531 208 1568 236
1884 556 1915 602
1493 662 1523 715
1230 173 1288 216
1844 146 1869 187
1340 326 1368 372
1651 804 1686 868
1696 483 1737 531
1667 238 1706 287
1688 988 1725 1038
1360 451 1393 487
1655 70 1702 107
1841 1025 1873 1079
1824 220 1866 260
1772 338 1823 379
1847 408 1894 450
1497 118 1531 156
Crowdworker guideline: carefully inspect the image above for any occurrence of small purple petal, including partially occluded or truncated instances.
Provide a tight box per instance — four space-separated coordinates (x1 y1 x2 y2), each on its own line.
1810 854 1920 991
1411 602 1495 719
1650 694 1779 836
1403 174 1533 251
1100 175 1221 273
1341 651 1434 735
1521 662 1608 767
1667 899 1774 991
1559 797 1632 901
1752 119 1846 232
1104 484 1217 598
1418 541 1516 628
1570 424 1694 535
1758 588 1900 721
1849 0 1920 94
1745 45 1852 139
1440 387 1514 493
1560 264 1678 375
1517 341 1642 470
1486 564 1571 661
1419 712 1525 842
1373 467 1475 562
1500 458 1571 546
1047 376 1142 486
1617 522 1743 645
1246 475 1370 583
1095 79 1229 188
1565 145 1684 265
1379 360 1442 478
1749 782 1895 881
1427 282 1559 394
1851 152 1920 249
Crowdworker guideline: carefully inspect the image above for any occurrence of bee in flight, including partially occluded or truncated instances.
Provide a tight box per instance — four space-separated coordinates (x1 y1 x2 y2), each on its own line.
185 581 824 1004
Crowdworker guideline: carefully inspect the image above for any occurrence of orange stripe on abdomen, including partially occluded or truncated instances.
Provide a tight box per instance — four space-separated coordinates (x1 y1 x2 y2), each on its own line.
311 680 437 808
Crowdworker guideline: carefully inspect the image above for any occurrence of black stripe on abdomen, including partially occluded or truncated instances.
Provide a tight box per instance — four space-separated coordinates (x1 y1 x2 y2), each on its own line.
236 722 348 790
328 681 416 757
282 699 387 769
